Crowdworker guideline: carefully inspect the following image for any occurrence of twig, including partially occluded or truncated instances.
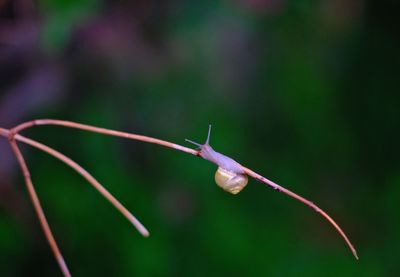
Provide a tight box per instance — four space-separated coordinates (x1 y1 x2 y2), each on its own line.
0 118 358 275
11 119 197 156
243 166 358 260
7 133 72 277
10 120 358 258
14 133 149 237
0 127 8 137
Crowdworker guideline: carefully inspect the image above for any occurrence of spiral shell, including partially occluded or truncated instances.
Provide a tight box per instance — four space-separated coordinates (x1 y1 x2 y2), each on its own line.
215 167 248 194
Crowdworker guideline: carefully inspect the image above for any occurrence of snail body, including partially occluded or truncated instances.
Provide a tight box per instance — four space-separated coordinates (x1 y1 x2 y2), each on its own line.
186 125 248 194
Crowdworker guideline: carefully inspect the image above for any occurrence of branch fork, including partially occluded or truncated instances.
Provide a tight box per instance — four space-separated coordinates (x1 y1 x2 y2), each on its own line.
0 119 358 276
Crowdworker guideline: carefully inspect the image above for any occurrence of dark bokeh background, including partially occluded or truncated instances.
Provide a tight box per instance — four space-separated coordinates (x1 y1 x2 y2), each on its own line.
1 0 399 276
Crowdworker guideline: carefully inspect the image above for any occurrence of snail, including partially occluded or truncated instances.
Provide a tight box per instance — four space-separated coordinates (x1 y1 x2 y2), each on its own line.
186 125 248 194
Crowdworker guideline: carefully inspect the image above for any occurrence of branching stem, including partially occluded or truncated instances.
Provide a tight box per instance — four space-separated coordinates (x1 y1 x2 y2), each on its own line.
15 134 149 237
0 119 358 277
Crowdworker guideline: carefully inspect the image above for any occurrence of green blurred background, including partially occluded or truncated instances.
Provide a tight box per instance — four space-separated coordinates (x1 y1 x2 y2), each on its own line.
0 0 399 276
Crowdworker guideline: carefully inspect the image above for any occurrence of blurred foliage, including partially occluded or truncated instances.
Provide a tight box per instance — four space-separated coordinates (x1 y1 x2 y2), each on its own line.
0 0 399 276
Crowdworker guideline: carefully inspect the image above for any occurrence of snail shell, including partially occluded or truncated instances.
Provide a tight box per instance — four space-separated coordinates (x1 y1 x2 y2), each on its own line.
215 167 248 194
186 125 248 194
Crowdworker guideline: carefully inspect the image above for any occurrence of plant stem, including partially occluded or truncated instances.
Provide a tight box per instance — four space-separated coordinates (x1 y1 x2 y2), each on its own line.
1 120 358 260
15 133 149 237
11 119 198 156
7 135 71 277
243 166 358 260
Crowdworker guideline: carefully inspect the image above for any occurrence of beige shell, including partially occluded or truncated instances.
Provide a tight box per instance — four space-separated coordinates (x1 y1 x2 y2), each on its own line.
214 167 248 194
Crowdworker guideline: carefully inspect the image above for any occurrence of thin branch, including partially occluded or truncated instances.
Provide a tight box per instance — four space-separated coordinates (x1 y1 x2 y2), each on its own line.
3 120 358 259
243 167 358 259
14 134 149 237
11 119 198 156
7 136 71 277
0 127 8 137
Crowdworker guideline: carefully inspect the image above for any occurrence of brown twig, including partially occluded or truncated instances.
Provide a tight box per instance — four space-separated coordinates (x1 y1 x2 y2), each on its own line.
243 166 358 260
11 119 197 156
6 132 72 277
0 128 8 137
1 124 150 276
0 119 358 276
14 133 149 237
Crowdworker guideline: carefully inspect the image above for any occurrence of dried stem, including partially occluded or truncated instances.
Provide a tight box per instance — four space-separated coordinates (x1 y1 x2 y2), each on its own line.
14 133 149 237
243 167 358 260
0 127 8 137
0 119 358 269
11 119 197 156
7 135 71 277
